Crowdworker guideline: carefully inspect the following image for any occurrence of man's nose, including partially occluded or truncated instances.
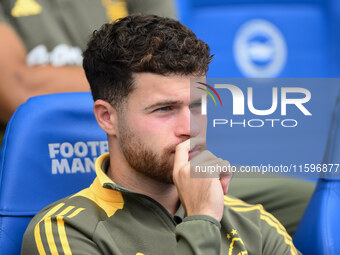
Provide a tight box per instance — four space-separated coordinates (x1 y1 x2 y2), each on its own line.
174 108 200 138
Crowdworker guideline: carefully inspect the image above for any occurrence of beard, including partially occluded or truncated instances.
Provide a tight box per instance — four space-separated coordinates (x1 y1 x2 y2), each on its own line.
118 121 176 184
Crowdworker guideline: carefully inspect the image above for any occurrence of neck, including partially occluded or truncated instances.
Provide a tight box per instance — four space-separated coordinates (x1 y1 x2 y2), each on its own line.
107 150 179 215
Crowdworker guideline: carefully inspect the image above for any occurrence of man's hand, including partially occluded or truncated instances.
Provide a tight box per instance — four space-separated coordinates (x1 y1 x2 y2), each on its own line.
173 138 232 222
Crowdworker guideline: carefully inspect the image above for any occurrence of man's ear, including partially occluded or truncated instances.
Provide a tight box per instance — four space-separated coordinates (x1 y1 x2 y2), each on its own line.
93 100 118 136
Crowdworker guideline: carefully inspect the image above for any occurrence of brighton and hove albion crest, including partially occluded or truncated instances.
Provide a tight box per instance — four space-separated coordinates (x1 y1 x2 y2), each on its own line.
233 19 287 78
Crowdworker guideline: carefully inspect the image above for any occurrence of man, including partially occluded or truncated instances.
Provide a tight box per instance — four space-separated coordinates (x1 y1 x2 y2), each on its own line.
21 14 300 254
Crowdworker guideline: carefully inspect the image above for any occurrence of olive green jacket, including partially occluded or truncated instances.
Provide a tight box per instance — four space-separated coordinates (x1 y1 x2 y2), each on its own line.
21 153 300 255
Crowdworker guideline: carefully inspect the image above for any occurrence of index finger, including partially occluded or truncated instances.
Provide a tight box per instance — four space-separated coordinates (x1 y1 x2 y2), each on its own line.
174 138 205 171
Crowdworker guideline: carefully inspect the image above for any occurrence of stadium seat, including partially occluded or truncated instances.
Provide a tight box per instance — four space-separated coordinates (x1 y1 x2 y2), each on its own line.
0 92 107 255
175 0 340 171
176 0 340 78
294 91 340 254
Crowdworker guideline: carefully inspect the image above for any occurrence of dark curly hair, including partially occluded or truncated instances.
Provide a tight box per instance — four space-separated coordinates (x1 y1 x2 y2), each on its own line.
83 14 213 110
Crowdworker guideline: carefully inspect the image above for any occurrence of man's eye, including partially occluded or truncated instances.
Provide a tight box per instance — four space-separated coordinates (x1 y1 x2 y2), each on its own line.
190 102 202 109
155 106 173 112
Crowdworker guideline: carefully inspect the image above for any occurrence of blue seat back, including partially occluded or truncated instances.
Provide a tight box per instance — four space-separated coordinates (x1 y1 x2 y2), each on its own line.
294 91 340 254
175 0 340 170
0 92 107 255
176 0 340 78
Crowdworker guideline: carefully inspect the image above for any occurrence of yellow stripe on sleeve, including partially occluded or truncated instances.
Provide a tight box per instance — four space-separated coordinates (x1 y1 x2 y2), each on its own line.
57 206 76 217
260 215 298 255
67 208 85 218
44 217 58 255
228 203 297 255
55 206 79 255
225 196 289 235
44 206 75 255
229 204 262 212
228 201 289 238
260 209 291 238
34 203 65 255
57 216 72 255
224 196 252 207
229 205 292 241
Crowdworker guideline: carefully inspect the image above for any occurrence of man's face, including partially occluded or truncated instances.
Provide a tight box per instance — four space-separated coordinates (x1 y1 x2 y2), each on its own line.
116 73 207 184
